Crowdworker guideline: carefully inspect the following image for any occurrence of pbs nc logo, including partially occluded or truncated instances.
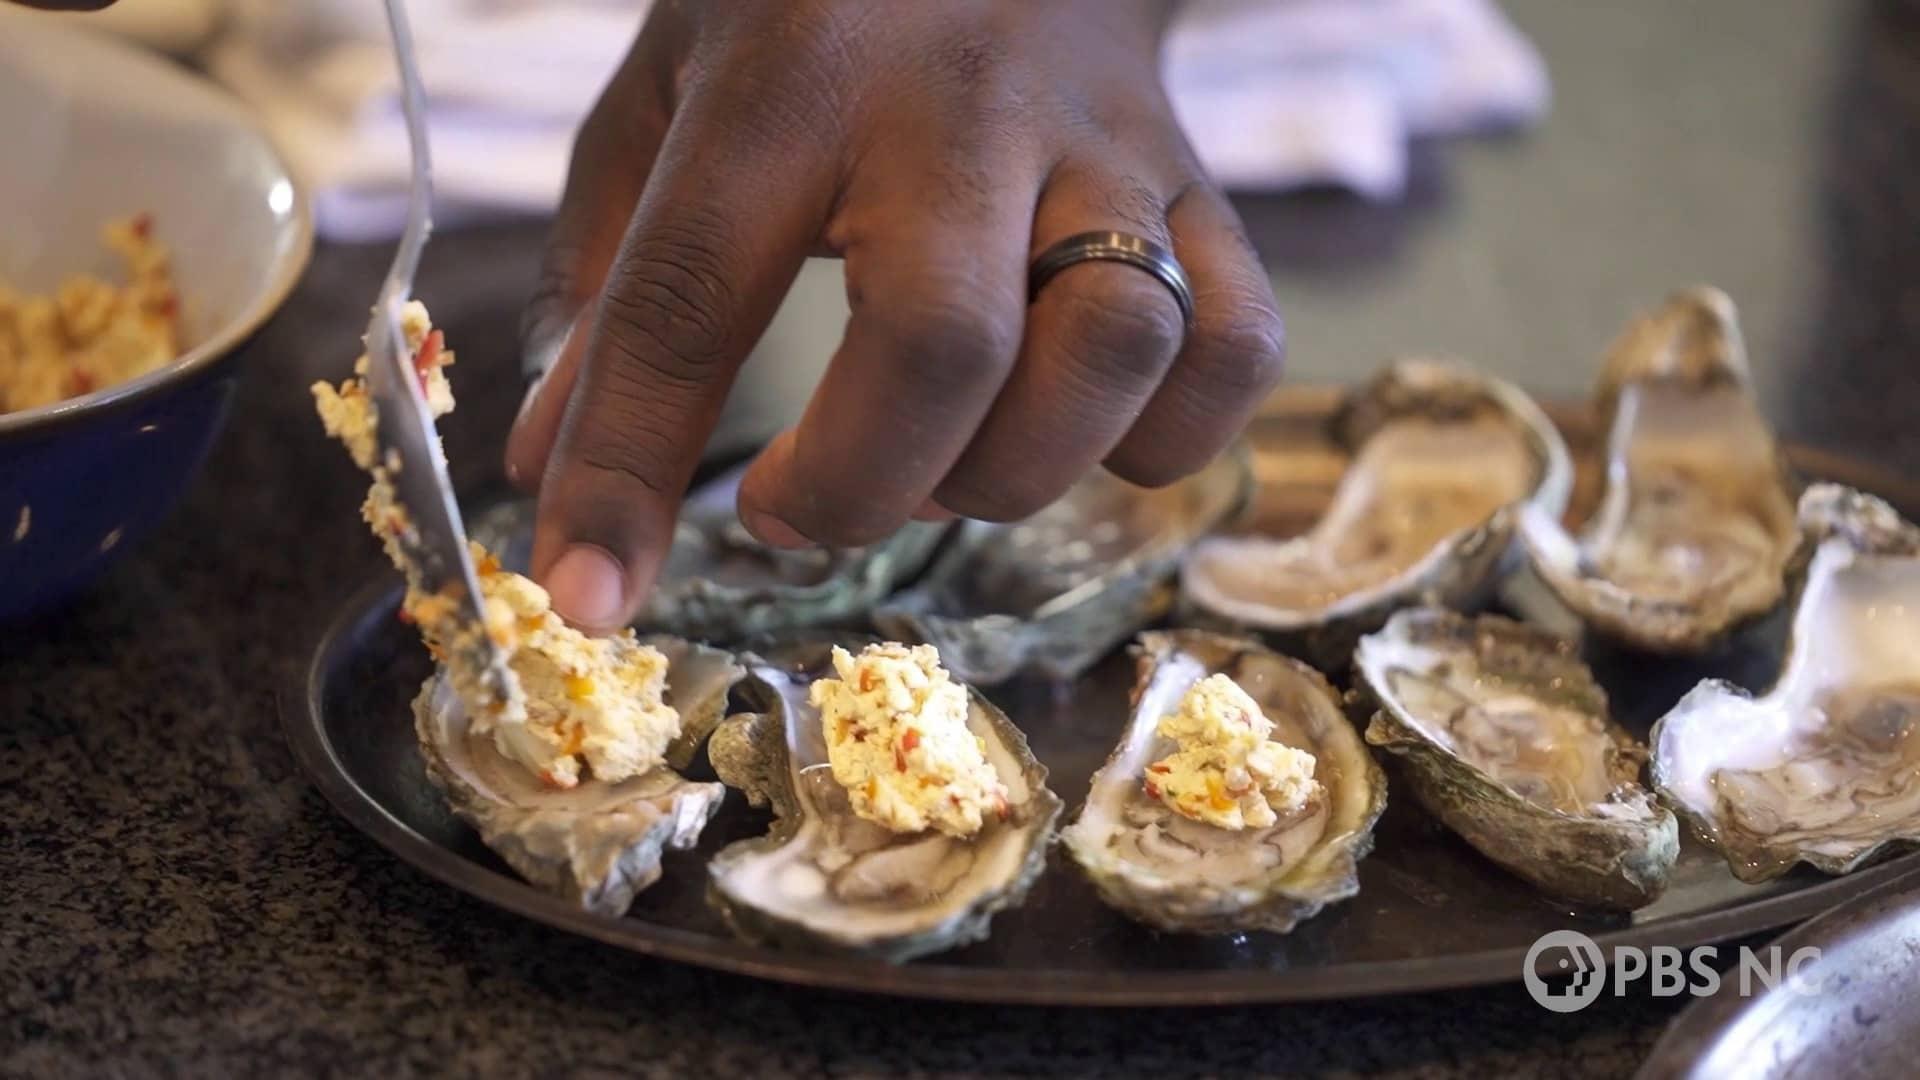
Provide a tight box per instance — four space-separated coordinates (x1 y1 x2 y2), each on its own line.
1524 930 1823 1012
1525 931 1608 1013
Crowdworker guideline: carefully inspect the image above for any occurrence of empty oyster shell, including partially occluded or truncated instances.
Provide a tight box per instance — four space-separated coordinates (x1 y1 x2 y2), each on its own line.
705 638 1061 961
1179 359 1571 668
1650 484 1920 882
468 465 947 642
412 637 742 915
1519 287 1800 653
1061 629 1386 934
1354 609 1679 909
873 453 1248 684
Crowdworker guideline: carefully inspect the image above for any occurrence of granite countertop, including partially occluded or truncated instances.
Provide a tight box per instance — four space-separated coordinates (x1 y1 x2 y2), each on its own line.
6 1 1917 1075
1 220 1687 1079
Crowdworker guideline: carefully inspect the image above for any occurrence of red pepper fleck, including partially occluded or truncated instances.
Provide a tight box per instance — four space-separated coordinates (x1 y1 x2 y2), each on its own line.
411 330 444 393
994 795 1010 821
894 747 907 773
130 212 153 240
396 607 416 625
152 291 179 319
901 729 920 753
1144 781 1161 799
1147 763 1170 774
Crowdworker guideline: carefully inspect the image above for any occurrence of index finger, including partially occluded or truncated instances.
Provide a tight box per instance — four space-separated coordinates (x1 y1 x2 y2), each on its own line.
532 90 835 631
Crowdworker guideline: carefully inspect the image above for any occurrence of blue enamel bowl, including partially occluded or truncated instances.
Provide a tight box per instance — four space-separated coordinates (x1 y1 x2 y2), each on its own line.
0 13 312 619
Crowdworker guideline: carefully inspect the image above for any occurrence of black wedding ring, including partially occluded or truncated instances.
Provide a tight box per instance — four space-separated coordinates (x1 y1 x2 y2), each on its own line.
1028 230 1196 328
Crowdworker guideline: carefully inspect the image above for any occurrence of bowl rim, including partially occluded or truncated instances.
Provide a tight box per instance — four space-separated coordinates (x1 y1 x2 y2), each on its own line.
0 14 315 440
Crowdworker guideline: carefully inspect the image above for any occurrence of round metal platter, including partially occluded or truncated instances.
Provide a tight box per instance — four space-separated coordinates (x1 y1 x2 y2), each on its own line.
289 391 1920 1006
1637 866 1920 1078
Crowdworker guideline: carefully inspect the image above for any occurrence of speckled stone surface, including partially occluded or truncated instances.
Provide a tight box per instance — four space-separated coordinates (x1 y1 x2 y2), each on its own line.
5 1 1915 1075
0 219 1688 1078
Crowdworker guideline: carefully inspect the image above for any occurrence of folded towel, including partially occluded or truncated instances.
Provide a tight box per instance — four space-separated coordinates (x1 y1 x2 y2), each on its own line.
207 0 1548 241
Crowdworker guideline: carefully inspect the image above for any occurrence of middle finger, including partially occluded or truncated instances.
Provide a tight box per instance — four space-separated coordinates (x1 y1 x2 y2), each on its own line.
736 145 1042 548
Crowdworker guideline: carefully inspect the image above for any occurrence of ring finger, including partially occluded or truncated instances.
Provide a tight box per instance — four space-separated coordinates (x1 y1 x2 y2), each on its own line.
932 161 1188 522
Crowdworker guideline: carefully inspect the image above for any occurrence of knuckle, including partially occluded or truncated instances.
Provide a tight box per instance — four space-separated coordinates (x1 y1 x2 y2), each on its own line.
1047 276 1185 384
602 217 748 377
915 28 1018 111
932 33 1009 89
704 4 858 143
862 284 1019 390
1187 300 1287 398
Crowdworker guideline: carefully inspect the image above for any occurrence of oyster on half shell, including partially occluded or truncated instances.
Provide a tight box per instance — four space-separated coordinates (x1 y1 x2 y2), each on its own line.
1061 630 1386 934
1180 359 1571 669
1519 287 1800 653
469 465 947 642
705 638 1061 961
1354 609 1678 909
1651 485 1920 882
412 637 743 915
873 453 1248 685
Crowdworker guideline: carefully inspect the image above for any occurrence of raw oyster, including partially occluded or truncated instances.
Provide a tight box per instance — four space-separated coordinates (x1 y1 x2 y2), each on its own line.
468 464 947 642
873 453 1248 685
1519 287 1800 652
1651 485 1920 882
1061 630 1386 934
705 638 1061 961
1180 359 1571 669
1354 609 1678 909
412 637 742 915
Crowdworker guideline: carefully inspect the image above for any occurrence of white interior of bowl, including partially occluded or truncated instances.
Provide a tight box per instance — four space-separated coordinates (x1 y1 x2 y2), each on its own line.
0 10 311 428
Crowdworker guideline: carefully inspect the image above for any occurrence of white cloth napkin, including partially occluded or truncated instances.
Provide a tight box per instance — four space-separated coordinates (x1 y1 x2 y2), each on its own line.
206 0 1548 242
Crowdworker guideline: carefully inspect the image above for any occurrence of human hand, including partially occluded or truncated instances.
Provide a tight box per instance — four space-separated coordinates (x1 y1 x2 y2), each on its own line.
506 0 1285 632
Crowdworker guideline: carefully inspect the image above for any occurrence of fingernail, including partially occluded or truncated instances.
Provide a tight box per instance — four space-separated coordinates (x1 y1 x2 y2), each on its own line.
741 509 810 549
545 544 627 629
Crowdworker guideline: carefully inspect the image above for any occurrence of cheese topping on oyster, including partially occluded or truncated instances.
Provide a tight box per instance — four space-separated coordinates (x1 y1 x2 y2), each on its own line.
1061 630 1386 934
812 643 1007 837
312 301 681 790
475 571 682 789
1147 674 1320 830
